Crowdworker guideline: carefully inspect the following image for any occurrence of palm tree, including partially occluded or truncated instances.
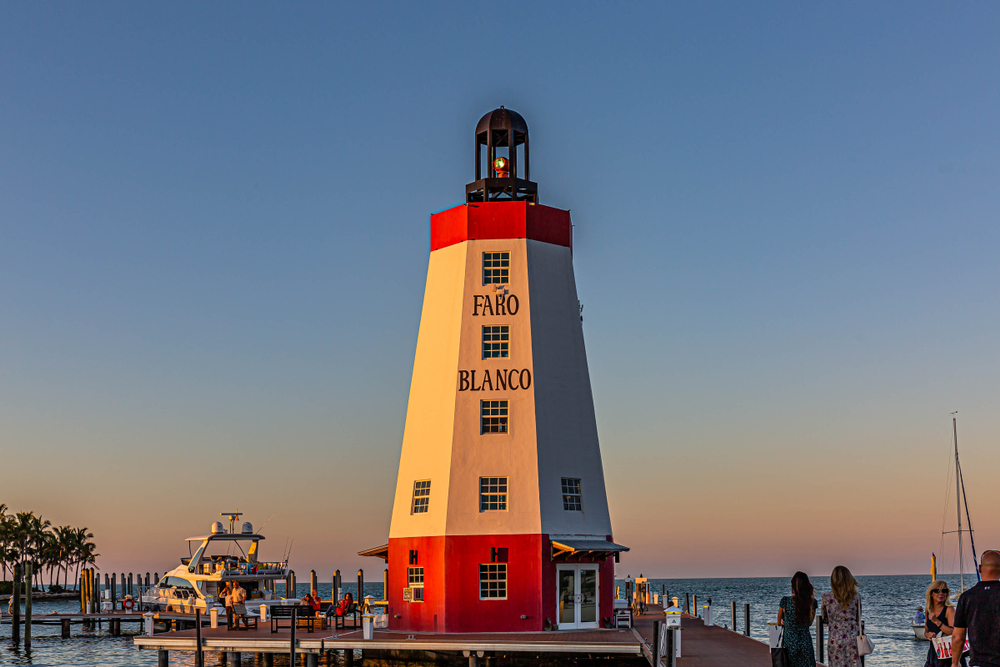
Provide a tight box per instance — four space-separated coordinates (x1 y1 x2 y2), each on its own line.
72 527 98 590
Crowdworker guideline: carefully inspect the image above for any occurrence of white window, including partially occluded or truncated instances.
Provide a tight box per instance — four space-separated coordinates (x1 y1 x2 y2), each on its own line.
481 400 508 434
482 325 510 359
479 563 507 599
561 478 582 511
479 477 508 511
407 567 424 602
483 252 509 285
411 480 431 514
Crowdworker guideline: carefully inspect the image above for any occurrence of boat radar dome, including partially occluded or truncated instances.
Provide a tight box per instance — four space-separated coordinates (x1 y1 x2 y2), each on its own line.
242 522 254 534
467 106 537 204
211 521 225 534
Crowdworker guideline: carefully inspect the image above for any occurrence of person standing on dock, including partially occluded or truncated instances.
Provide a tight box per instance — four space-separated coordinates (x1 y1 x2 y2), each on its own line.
231 581 246 629
924 581 966 666
951 550 1000 667
777 571 817 667
221 582 234 630
821 566 861 667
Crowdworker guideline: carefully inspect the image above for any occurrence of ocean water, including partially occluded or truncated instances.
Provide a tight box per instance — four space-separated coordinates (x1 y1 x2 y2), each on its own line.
0 576 954 665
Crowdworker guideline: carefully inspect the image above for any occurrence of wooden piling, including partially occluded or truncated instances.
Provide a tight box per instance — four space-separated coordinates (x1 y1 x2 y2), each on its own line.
357 569 364 602
158 649 169 667
383 569 388 600
25 561 33 650
692 594 697 617
195 609 204 667
12 563 21 645
744 603 751 636
263 653 274 667
731 601 737 632
310 569 317 595
335 569 341 602
230 652 242 666
345 649 354 667
815 614 824 663
652 620 661 666
684 592 689 614
289 607 297 666
62 618 71 638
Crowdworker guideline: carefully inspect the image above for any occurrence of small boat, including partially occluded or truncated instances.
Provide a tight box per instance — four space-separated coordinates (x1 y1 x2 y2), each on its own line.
914 622 928 640
142 512 294 614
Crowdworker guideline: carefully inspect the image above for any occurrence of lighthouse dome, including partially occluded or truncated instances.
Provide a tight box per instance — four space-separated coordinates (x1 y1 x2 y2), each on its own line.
475 106 528 136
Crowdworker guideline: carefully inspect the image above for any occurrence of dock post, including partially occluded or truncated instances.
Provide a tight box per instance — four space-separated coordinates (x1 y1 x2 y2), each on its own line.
111 572 117 610
357 569 364 601
306 654 318 667
684 593 689 615
335 570 341 602
815 614 824 663
310 570 317 595
263 654 274 667
12 563 21 645
194 609 204 667
692 594 696 617
744 603 750 636
62 618 71 638
731 601 736 632
652 620 661 666
289 608 297 666
467 652 479 667
158 649 169 667
345 649 354 667
229 652 242 666
860 621 865 666
25 561 32 651
113 618 122 637
383 569 388 601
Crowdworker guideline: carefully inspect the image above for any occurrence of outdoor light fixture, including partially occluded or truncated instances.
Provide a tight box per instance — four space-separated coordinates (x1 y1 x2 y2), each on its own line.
493 156 509 178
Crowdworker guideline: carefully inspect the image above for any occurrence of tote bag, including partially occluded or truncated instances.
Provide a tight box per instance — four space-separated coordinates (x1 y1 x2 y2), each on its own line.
932 636 970 660
856 597 875 656
771 628 790 667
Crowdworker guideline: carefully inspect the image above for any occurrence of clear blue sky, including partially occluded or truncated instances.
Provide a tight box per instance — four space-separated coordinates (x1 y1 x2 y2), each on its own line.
2 2 998 578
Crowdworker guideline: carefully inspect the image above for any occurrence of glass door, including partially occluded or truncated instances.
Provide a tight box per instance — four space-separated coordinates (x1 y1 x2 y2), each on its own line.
556 565 600 629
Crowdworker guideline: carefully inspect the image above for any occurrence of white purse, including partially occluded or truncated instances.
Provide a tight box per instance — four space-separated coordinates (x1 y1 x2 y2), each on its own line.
856 597 875 656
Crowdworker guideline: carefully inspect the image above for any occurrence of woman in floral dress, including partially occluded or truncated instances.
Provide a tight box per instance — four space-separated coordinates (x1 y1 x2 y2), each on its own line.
821 566 861 667
778 571 817 667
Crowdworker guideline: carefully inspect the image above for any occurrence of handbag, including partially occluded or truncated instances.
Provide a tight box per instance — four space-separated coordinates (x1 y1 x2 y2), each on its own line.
856 597 875 656
771 627 790 667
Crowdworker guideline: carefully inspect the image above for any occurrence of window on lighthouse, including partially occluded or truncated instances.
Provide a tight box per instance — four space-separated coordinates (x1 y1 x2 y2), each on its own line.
479 564 507 599
561 478 583 511
482 325 510 359
407 567 424 601
482 252 509 285
411 480 431 514
480 400 508 434
479 477 508 511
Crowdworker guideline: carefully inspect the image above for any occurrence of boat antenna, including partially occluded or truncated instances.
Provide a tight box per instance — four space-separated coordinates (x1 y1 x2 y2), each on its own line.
257 513 276 534
286 539 295 564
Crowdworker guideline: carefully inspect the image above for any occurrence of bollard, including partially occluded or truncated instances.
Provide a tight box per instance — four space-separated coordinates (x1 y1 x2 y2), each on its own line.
211 607 219 629
731 601 737 632
144 613 155 636
744 603 751 636
703 604 712 626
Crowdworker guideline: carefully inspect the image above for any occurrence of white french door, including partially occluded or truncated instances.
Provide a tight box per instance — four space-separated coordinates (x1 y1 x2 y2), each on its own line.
556 564 599 629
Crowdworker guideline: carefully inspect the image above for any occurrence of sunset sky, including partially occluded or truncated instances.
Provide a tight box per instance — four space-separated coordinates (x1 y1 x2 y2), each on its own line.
2 2 998 581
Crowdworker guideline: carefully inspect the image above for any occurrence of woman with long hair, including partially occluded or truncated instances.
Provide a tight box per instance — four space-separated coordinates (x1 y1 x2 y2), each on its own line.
820 566 861 667
923 580 967 667
777 571 817 667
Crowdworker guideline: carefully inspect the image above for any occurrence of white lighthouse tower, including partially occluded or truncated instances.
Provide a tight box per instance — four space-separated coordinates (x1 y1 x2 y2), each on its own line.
362 108 626 633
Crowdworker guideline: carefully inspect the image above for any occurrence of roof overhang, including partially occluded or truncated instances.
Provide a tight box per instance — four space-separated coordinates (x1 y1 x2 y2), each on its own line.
358 544 389 562
550 537 629 559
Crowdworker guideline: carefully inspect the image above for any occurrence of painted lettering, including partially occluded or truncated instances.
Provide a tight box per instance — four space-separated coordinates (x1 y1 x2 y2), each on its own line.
507 294 520 315
470 370 480 391
481 370 494 391
496 294 506 315
456 368 533 392
508 368 519 391
472 295 482 316
482 295 494 316
459 370 470 391
519 369 531 390
496 369 507 391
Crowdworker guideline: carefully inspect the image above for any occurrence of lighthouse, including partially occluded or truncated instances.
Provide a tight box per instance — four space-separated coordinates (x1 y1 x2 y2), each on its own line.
361 108 627 633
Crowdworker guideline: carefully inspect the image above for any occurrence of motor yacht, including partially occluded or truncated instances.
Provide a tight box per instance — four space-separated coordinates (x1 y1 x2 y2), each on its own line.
142 513 294 614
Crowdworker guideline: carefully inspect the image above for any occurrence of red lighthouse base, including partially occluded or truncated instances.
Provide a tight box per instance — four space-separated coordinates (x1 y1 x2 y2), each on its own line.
386 535 615 633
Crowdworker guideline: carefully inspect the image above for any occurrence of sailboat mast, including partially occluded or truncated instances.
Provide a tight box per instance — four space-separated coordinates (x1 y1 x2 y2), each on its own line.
954 414 964 592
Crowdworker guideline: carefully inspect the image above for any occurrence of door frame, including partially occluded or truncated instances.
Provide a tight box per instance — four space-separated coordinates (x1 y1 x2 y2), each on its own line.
555 563 600 629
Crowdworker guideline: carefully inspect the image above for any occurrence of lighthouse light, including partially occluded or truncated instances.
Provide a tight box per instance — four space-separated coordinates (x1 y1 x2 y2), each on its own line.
493 156 509 178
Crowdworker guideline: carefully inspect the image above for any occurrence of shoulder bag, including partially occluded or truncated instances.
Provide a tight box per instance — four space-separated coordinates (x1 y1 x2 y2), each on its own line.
856 596 875 656
771 626 789 667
